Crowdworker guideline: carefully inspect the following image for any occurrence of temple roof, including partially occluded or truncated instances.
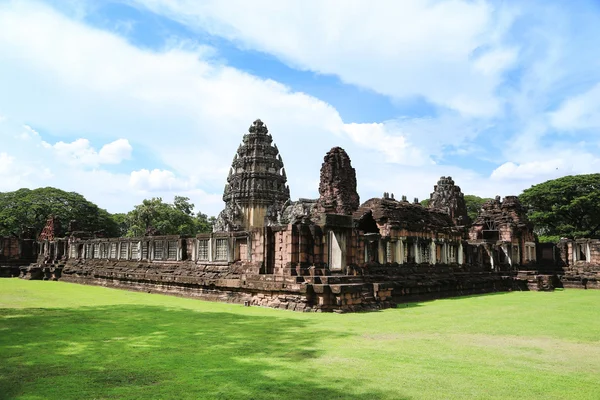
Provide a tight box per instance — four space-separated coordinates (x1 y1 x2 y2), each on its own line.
223 119 290 206
354 197 456 232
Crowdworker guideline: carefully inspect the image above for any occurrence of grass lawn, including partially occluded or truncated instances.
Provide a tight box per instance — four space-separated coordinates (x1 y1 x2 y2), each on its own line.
1 279 599 399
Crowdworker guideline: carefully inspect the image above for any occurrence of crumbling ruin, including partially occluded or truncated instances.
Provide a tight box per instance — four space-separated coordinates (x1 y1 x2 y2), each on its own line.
428 176 469 226
7 118 598 311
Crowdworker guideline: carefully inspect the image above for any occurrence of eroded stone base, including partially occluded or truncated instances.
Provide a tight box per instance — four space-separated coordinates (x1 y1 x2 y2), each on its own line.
12 260 524 312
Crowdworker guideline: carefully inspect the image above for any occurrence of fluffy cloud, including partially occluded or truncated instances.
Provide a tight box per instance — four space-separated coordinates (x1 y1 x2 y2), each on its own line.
129 169 191 192
342 123 429 166
132 0 518 117
49 138 132 167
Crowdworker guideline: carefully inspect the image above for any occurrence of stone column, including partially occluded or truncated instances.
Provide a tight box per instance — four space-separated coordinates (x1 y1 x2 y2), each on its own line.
414 240 420 264
378 240 385 264
441 242 447 264
503 244 512 266
430 241 436 265
396 239 404 265
458 242 464 265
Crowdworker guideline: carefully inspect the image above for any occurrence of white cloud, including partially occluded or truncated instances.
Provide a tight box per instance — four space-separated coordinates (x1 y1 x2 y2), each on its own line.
49 138 132 167
132 0 518 117
342 123 429 166
549 83 600 131
129 169 190 191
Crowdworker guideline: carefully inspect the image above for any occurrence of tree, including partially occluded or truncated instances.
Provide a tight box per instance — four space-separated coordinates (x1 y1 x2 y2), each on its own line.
0 187 119 237
125 196 214 237
519 174 600 242
110 213 129 237
464 195 492 222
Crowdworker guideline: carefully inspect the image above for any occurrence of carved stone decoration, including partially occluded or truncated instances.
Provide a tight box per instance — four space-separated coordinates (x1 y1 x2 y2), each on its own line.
428 176 469 226
214 202 244 232
314 147 360 216
38 216 61 241
216 119 290 231
279 199 317 225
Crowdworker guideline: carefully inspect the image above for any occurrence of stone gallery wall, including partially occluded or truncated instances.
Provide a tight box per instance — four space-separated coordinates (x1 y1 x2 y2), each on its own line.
0 237 37 277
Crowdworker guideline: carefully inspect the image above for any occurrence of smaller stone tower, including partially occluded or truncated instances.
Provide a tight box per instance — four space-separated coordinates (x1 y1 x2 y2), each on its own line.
428 176 469 226
314 147 360 215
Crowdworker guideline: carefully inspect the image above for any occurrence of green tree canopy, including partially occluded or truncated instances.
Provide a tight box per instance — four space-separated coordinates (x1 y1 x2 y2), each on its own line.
464 195 492 222
125 196 213 237
519 174 600 242
0 187 119 238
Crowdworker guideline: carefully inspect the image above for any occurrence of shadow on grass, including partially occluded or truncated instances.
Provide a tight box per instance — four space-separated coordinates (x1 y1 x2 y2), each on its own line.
394 290 516 310
0 305 408 400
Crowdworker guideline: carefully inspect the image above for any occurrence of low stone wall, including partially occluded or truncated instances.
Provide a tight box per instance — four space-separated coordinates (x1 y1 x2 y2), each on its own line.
17 259 522 312
560 264 600 289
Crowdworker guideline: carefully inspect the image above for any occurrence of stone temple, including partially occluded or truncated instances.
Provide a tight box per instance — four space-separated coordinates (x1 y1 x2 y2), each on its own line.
3 119 599 311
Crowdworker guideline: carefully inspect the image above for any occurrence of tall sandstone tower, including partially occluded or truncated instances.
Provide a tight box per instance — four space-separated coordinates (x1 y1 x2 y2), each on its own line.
215 119 290 231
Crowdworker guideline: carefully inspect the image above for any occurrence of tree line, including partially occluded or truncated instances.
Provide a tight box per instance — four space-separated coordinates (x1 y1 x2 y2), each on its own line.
1 173 599 242
0 187 214 238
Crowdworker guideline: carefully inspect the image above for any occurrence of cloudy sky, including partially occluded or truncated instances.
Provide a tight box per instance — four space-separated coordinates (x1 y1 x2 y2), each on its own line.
1 0 599 216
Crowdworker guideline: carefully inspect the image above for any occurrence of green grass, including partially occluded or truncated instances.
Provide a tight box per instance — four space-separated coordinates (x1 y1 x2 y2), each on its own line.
1 280 599 399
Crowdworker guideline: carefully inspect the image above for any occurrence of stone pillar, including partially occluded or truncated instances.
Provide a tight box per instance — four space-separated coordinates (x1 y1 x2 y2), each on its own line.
378 240 385 264
502 244 512 266
430 241 436 265
396 239 404 265
458 242 464 265
441 242 447 264
414 240 420 264
488 246 495 271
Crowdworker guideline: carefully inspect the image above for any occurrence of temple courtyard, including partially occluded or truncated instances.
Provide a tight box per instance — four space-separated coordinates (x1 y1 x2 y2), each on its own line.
0 279 598 399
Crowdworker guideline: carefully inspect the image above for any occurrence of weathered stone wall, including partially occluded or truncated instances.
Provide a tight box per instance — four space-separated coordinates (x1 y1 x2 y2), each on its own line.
0 237 38 277
34 256 518 312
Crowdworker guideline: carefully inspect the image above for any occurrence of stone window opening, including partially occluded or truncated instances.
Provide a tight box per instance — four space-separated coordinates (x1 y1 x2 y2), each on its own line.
215 238 228 261
131 242 140 260
197 239 209 261
578 244 587 262
100 244 108 259
109 243 117 259
167 241 178 260
119 243 128 260
141 242 149 260
482 219 500 241
154 241 164 259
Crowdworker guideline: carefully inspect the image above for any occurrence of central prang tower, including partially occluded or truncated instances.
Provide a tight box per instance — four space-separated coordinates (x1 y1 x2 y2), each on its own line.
214 119 290 231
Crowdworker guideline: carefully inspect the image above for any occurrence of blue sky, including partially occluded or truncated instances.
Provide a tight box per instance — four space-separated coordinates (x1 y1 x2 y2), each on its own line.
1 0 600 216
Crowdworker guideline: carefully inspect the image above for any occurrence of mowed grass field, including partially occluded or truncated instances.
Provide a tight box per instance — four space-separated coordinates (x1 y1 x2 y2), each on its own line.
0 279 599 400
